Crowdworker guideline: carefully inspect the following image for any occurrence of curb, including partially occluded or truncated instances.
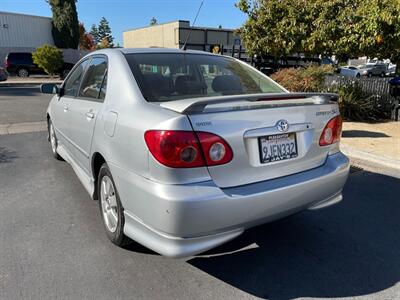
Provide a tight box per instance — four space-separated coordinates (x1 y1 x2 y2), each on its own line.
341 145 400 177
0 121 47 135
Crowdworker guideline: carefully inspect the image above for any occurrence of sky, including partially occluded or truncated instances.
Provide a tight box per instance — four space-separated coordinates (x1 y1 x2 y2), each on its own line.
1 0 247 45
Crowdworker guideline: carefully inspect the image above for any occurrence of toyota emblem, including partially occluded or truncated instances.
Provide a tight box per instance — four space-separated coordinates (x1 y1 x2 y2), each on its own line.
276 120 289 132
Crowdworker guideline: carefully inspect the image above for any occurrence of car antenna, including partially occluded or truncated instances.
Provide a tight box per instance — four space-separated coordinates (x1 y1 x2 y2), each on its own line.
181 0 204 50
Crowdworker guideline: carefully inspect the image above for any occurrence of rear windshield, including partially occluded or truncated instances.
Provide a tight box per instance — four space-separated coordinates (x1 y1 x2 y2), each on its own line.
8 53 33 64
124 53 284 102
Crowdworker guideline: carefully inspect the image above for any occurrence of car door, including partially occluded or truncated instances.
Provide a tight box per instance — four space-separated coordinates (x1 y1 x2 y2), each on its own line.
67 56 108 175
51 59 90 156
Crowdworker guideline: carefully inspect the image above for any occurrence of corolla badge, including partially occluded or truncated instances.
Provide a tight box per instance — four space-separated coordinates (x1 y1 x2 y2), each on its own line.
276 119 289 132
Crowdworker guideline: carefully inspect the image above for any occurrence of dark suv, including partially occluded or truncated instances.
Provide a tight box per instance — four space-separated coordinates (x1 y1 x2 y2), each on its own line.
4 52 74 78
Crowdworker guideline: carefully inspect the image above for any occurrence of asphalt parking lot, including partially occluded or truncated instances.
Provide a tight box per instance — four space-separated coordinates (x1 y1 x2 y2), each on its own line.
0 87 52 124
1 87 400 299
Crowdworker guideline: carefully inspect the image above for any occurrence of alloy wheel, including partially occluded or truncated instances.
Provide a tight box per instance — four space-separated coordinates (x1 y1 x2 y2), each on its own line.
100 175 119 233
49 123 57 154
18 69 29 77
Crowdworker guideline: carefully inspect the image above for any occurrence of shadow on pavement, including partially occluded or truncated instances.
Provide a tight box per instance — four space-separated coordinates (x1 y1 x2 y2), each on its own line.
342 130 390 138
188 171 400 299
0 87 42 97
0 147 18 163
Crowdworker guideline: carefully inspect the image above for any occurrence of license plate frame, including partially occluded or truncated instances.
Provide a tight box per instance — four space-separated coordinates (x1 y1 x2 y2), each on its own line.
258 132 298 164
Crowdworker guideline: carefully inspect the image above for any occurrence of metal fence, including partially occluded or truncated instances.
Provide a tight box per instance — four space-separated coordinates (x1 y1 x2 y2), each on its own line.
324 75 397 118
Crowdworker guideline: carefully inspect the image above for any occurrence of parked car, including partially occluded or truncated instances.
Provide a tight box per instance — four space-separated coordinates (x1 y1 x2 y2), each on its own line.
4 52 74 78
256 55 330 75
42 49 350 257
386 63 397 77
358 63 388 77
0 67 7 81
339 66 362 77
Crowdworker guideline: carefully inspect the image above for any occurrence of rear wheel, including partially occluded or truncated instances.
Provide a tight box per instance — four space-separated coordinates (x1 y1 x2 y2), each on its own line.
61 69 70 79
98 163 129 246
17 68 29 77
48 120 62 160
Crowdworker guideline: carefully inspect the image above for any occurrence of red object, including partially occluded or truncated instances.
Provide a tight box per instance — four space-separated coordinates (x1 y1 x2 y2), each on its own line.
257 95 306 101
319 116 342 146
144 130 233 168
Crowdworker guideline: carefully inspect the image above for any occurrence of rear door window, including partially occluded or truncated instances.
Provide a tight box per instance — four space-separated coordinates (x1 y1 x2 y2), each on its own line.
78 57 108 101
63 59 90 97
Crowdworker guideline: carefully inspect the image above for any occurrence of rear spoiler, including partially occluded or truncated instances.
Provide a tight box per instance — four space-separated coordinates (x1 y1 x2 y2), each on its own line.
159 93 339 114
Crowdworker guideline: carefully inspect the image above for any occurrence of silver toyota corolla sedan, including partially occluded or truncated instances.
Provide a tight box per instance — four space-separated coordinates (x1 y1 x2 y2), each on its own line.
42 48 349 257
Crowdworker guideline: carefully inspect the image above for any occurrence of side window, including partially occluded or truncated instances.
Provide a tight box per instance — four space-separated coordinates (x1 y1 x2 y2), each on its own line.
64 59 89 97
78 57 108 101
99 71 107 100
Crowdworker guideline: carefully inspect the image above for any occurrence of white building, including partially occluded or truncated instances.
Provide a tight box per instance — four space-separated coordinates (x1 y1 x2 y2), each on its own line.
0 11 86 66
0 11 54 63
0 11 54 47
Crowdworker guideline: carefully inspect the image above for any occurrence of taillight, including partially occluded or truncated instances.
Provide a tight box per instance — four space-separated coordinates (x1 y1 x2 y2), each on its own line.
4 58 10 68
144 130 233 168
319 116 342 146
196 132 233 166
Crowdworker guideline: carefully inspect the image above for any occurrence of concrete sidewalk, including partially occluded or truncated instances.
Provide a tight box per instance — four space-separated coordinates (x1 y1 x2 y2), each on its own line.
0 77 62 87
0 121 47 135
341 121 400 174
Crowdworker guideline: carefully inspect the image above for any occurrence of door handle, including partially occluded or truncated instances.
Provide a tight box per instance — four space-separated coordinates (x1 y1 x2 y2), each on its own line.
63 105 69 112
85 112 95 119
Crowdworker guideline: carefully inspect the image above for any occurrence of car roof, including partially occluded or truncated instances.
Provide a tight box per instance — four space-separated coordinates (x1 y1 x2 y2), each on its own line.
118 48 211 55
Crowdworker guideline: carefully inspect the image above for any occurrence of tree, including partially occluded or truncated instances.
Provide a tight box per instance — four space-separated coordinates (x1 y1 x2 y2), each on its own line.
97 37 110 49
90 24 100 45
32 45 64 76
237 0 400 66
46 0 80 49
97 17 114 47
150 17 158 26
79 23 95 50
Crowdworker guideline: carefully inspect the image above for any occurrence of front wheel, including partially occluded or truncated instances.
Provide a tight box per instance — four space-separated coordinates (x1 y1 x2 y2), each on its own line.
98 163 129 246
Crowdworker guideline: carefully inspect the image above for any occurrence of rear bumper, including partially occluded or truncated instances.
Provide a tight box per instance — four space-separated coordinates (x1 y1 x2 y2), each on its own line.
112 152 350 258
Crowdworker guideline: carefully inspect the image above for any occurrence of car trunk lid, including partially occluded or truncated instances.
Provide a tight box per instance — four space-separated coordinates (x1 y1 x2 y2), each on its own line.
161 93 341 188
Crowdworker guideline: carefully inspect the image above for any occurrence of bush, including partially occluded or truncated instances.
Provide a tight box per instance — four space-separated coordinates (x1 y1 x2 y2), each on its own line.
271 65 333 92
272 65 390 121
336 83 390 121
32 45 64 76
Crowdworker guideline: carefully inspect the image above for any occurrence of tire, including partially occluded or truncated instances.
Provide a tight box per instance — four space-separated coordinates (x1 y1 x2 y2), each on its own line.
98 163 129 246
48 119 63 160
61 69 70 80
356 73 361 78
17 68 29 77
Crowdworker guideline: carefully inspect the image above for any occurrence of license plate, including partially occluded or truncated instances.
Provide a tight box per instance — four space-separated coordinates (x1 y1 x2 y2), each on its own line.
259 133 298 163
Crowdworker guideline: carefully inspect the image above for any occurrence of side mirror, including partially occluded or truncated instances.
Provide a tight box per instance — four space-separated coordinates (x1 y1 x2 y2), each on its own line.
40 83 59 95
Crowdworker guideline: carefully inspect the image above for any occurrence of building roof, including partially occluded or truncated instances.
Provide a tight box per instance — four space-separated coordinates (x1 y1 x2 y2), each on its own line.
0 11 51 20
118 47 210 55
123 20 236 33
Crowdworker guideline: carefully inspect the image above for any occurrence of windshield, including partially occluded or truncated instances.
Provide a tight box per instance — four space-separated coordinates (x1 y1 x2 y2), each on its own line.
124 53 284 102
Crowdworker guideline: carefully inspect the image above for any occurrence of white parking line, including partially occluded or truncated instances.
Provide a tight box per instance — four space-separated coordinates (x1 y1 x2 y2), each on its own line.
0 121 47 135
